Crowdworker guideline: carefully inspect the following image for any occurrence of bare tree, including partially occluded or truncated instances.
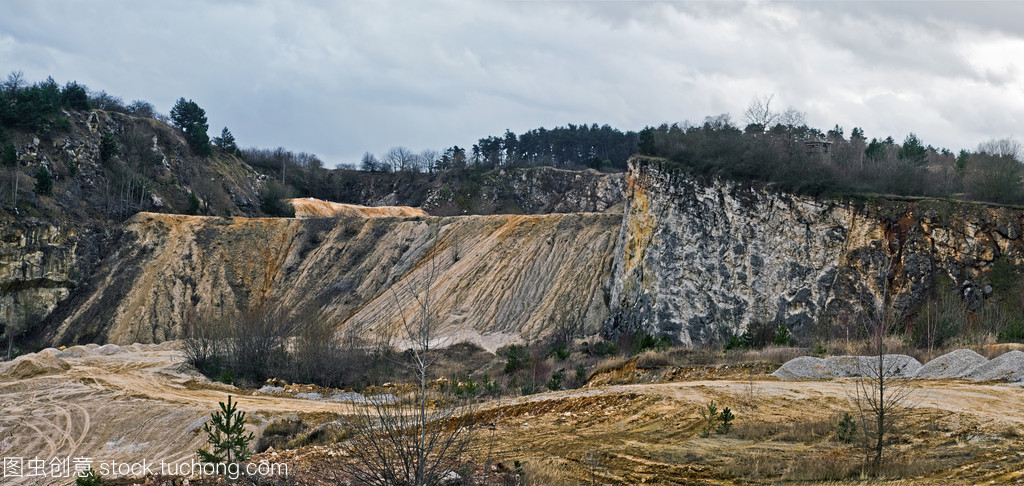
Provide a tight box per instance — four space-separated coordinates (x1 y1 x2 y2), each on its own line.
778 106 807 128
3 71 25 94
384 146 418 173
850 256 916 474
419 149 440 174
342 223 473 485
743 94 778 131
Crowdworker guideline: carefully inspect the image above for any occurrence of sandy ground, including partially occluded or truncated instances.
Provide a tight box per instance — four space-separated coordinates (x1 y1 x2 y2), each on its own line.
3 346 1024 484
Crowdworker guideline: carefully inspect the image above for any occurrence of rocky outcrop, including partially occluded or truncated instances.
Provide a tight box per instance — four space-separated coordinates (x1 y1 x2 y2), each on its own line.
604 158 1024 345
44 211 619 350
0 218 106 341
419 166 624 215
340 166 625 216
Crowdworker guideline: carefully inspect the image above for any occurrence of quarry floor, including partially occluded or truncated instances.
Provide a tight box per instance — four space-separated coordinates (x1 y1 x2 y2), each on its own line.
2 346 1024 485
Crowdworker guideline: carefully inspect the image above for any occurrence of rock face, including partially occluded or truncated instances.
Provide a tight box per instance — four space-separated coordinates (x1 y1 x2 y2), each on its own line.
0 218 103 340
420 166 624 215
604 158 1024 345
44 212 619 350
348 166 625 216
20 156 1024 350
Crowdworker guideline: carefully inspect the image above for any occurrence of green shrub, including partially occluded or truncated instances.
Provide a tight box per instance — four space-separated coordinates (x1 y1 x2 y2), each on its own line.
546 371 564 391
503 344 530 374
717 407 735 434
454 374 478 398
836 412 857 443
990 258 1020 292
773 324 794 346
633 333 672 355
187 192 201 215
75 468 102 486
481 374 501 395
260 180 295 217
548 343 570 361
591 340 618 356
34 166 52 196
724 333 750 351
998 319 1024 343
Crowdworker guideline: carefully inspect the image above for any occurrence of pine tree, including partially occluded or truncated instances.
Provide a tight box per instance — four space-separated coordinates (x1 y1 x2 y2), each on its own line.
34 166 52 196
212 126 239 155
170 98 211 156
197 396 254 463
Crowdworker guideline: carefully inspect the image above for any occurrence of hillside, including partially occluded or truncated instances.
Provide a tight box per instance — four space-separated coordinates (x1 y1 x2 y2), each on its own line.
42 211 620 349
20 156 1024 352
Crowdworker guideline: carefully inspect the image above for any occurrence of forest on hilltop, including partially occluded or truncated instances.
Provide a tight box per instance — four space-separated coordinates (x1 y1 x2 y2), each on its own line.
2 72 1022 218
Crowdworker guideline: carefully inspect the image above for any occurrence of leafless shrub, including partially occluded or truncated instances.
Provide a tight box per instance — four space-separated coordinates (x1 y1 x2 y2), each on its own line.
848 258 917 474
340 222 475 484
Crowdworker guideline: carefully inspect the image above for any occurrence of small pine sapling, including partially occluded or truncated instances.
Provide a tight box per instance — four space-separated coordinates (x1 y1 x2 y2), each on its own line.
717 407 735 434
197 395 255 463
699 400 720 438
837 412 857 443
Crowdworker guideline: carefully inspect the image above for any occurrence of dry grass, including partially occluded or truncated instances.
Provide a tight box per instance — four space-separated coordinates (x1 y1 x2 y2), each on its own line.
783 448 862 481
734 417 835 443
520 457 585 485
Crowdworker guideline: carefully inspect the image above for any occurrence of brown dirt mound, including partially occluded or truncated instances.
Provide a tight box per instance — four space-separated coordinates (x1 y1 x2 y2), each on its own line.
286 198 428 218
0 352 70 379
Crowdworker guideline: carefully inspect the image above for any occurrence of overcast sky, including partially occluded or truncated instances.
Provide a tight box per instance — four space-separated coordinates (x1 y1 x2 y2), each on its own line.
2 1 1023 166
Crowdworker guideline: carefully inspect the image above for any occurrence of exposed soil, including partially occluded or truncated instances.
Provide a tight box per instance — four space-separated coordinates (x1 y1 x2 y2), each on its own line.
2 346 1024 485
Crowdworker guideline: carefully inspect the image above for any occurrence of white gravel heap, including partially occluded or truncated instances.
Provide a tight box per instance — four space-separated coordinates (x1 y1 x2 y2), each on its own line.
773 354 921 380
770 356 833 380
775 349 1024 383
963 350 1024 382
95 344 126 355
914 349 988 379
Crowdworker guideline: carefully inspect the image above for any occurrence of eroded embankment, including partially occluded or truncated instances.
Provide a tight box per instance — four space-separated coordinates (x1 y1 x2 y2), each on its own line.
286 198 429 218
44 211 619 349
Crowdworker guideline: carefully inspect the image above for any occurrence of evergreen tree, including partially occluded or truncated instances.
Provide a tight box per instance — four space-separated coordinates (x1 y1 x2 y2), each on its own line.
34 166 52 196
197 396 254 463
212 126 239 155
898 133 928 166
61 81 90 111
864 138 886 161
1 142 15 168
170 98 211 156
99 131 118 162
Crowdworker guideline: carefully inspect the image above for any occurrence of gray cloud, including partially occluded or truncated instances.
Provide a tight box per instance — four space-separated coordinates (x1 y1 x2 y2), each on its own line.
1 0 1022 164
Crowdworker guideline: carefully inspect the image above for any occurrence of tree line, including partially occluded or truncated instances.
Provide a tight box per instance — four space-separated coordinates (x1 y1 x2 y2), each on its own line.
6 71 1022 209
638 98 1024 205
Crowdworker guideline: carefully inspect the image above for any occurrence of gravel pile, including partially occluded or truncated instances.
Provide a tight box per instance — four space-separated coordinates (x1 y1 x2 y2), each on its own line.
963 350 1024 382
95 344 126 355
771 356 833 380
773 354 921 380
775 349 1024 383
824 355 921 378
328 391 399 404
914 349 988 379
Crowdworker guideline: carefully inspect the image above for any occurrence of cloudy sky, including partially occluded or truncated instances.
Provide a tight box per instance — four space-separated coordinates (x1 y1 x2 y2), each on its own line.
1 1 1023 166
